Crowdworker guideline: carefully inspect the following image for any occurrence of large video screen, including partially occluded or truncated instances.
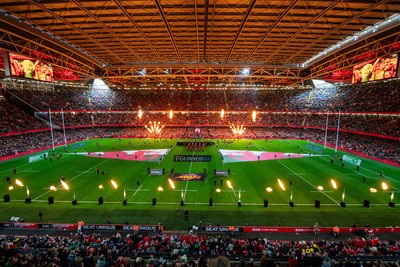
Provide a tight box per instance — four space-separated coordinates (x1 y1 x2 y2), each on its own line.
9 53 54 82
352 53 398 84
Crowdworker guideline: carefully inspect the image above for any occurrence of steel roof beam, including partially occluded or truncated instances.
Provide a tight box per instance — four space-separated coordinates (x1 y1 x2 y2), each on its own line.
245 0 301 63
70 0 143 63
154 0 182 62
225 0 257 63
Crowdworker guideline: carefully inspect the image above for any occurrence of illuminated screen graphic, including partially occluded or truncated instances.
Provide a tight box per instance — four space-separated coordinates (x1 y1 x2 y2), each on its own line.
172 173 205 181
352 53 398 84
9 53 54 82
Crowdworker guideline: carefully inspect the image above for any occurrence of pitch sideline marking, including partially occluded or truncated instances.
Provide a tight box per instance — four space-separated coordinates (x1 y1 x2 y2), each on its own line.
0 153 74 174
175 189 197 192
7 199 394 207
0 152 75 174
126 188 149 191
286 140 399 183
20 168 39 173
0 163 31 174
283 140 400 191
256 140 400 196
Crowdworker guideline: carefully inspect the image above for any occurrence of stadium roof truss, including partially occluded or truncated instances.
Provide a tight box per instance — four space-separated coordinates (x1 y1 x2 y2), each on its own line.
0 0 399 87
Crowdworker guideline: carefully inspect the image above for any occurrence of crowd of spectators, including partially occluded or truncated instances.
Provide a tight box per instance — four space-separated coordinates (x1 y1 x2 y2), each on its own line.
31 111 398 138
333 80 400 113
0 100 45 134
0 230 399 267
1 79 399 163
5 79 400 113
0 128 122 158
3 80 399 136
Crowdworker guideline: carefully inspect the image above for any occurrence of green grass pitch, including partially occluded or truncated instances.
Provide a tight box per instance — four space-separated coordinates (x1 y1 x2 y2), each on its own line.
0 138 399 230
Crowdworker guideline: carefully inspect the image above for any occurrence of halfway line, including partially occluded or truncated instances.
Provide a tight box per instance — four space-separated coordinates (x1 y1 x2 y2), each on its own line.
183 150 195 201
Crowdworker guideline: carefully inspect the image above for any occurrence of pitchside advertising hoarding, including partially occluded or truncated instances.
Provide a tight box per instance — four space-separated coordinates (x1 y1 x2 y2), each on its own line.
306 143 322 152
28 152 48 163
71 142 87 150
1 222 400 233
174 155 212 162
342 154 362 166
0 222 160 231
352 53 398 84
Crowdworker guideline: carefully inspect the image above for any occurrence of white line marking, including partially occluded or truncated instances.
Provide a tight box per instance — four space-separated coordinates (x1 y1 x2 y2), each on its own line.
7 199 394 207
361 168 399 185
284 140 400 191
276 160 340 205
130 184 143 198
0 152 73 174
183 150 195 201
33 159 111 201
353 171 370 178
188 157 194 172
183 182 189 201
287 140 399 183
175 189 197 192
42 188 68 190
126 188 149 191
0 163 31 173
